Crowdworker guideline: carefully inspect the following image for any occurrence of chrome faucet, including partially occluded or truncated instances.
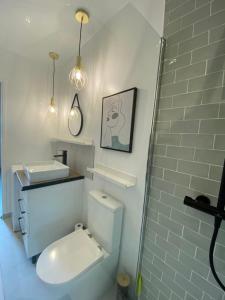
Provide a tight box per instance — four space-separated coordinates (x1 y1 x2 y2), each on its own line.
53 150 67 165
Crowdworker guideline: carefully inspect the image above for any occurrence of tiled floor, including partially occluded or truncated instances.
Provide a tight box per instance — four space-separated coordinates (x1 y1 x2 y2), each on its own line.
0 218 117 300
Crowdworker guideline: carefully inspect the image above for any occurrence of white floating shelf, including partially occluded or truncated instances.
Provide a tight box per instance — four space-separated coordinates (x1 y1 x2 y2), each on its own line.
51 136 94 146
87 164 137 189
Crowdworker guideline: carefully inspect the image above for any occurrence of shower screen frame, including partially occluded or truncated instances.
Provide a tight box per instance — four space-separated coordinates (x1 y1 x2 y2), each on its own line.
135 37 166 297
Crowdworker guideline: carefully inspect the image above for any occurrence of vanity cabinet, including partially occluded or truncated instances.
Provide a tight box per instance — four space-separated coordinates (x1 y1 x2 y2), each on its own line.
14 173 84 259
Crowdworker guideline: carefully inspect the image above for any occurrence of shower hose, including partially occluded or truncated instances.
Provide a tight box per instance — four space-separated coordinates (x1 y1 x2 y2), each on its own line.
209 215 225 291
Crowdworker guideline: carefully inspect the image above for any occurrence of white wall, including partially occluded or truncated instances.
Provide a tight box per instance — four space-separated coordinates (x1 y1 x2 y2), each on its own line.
0 49 57 213
57 3 161 290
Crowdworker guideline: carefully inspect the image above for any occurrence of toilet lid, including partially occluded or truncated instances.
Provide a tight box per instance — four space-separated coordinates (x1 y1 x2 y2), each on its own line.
36 229 104 284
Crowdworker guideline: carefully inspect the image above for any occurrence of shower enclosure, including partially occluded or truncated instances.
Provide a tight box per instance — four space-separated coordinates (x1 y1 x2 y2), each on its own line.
137 0 225 299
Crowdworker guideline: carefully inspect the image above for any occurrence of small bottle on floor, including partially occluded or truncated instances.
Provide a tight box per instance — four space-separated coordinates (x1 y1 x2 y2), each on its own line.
116 273 130 300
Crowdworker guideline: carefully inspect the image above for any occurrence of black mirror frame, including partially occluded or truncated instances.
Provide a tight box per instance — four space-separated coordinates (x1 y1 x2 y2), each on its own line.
68 93 83 137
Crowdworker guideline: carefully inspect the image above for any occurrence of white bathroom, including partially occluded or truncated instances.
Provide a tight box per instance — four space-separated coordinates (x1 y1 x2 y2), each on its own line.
0 1 165 299
3 1 225 300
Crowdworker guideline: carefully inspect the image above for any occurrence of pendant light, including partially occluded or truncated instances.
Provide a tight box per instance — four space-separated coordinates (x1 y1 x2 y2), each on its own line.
49 51 59 113
69 9 89 90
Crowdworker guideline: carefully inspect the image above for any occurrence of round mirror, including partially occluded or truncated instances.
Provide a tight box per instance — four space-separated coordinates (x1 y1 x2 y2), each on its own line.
68 94 83 136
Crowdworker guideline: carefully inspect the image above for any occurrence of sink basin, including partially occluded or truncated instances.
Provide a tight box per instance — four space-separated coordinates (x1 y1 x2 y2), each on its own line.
24 161 69 183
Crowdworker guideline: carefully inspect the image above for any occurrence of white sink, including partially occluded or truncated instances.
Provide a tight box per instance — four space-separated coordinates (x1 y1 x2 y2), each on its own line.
24 161 69 183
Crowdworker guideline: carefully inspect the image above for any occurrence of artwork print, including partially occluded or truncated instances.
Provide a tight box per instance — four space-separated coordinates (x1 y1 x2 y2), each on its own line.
100 87 137 153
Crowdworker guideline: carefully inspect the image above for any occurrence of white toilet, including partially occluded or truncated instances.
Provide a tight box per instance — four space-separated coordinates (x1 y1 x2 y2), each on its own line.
36 190 123 300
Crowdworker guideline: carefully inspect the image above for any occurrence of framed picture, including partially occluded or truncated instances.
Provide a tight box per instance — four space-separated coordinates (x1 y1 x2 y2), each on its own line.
100 87 137 153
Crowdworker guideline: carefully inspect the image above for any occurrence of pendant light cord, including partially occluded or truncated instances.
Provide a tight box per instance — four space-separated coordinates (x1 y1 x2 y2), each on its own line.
52 58 55 98
78 16 84 56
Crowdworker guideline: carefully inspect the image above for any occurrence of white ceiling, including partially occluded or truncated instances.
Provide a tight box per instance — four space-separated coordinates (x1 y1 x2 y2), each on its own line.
0 0 129 63
0 0 165 63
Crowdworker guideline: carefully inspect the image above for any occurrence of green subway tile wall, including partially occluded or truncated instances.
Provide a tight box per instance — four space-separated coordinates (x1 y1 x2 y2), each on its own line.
140 0 225 299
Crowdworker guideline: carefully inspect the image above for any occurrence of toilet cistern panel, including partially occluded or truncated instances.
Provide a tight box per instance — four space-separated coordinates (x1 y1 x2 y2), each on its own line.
87 190 123 254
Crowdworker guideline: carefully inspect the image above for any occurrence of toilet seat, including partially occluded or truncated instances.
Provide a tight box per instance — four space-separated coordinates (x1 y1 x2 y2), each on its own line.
36 229 104 285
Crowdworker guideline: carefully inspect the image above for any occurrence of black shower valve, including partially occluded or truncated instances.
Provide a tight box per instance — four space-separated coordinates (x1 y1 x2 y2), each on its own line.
184 195 225 220
195 195 211 205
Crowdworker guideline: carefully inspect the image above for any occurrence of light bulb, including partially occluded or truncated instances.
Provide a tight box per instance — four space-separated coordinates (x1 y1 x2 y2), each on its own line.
69 66 87 90
49 97 56 113
75 70 81 80
49 104 56 113
69 56 87 91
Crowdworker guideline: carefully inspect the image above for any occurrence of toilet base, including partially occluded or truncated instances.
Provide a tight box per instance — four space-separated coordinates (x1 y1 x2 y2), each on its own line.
42 253 119 300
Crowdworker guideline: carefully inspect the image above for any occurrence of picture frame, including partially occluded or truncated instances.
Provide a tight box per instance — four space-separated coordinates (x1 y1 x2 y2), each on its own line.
100 87 137 153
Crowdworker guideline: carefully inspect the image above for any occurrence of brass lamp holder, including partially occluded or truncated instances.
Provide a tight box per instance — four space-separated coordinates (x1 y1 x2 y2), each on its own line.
49 51 59 111
50 96 55 105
